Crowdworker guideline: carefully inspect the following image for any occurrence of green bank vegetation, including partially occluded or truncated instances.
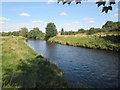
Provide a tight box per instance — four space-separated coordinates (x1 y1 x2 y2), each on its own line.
1 36 67 88
48 21 120 51
60 21 120 35
1 27 45 40
48 35 120 52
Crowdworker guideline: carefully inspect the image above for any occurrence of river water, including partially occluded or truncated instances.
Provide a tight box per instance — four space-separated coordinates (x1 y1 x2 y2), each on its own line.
27 40 120 88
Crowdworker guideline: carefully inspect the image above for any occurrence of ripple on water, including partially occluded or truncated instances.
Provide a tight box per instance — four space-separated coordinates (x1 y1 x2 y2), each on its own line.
82 65 89 68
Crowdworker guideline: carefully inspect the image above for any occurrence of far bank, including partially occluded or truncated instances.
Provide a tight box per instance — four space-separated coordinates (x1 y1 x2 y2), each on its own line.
48 35 120 52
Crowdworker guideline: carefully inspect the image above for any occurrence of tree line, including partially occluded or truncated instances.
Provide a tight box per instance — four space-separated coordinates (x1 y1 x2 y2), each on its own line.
1 21 119 40
60 21 120 35
1 27 45 40
1 22 58 40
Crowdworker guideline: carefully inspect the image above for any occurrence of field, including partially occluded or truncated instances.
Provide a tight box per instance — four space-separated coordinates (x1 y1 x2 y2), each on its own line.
1 36 67 88
48 35 120 52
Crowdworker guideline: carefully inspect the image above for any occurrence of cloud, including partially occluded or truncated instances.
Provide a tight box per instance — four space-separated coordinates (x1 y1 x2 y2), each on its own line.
111 14 120 18
0 21 5 24
84 18 96 23
115 8 120 12
0 22 46 32
72 21 80 24
20 13 31 17
0 17 10 21
32 20 44 24
47 0 54 4
60 12 67 16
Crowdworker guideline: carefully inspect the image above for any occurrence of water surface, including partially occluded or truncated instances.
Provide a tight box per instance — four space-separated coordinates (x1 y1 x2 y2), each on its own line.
27 40 120 88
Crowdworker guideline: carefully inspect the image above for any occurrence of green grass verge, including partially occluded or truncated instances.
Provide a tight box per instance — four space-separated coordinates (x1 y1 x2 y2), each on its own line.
48 35 120 51
1 36 68 88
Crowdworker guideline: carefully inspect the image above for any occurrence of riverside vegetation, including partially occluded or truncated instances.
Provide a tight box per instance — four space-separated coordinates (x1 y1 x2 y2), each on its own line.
1 36 67 88
48 35 120 52
48 21 120 52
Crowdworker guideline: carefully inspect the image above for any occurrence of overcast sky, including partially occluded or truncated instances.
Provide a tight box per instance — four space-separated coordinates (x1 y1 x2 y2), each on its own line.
0 0 119 32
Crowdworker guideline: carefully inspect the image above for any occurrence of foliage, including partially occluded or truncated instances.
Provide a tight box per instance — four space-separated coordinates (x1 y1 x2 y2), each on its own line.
48 35 120 51
1 27 45 40
102 21 120 31
61 28 64 35
59 21 120 35
1 31 20 36
27 27 45 40
19 27 28 37
86 28 102 35
45 23 57 40
57 0 116 13
78 29 85 33
2 37 68 88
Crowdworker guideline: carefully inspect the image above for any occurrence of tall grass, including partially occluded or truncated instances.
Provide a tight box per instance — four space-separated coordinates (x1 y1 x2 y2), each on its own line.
2 36 67 88
48 35 120 51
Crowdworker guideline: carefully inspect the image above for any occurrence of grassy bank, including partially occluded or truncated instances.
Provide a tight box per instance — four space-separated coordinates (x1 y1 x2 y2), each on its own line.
48 35 120 52
1 36 67 88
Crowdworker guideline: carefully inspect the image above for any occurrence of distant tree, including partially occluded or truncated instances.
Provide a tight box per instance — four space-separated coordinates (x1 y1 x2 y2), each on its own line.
45 23 57 40
28 27 44 40
78 28 85 33
102 21 120 31
12 31 20 36
102 21 113 28
57 0 116 13
61 28 64 35
19 27 28 37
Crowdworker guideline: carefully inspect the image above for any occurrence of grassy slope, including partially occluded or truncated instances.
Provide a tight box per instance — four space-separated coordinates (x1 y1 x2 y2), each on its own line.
48 35 120 51
1 36 67 88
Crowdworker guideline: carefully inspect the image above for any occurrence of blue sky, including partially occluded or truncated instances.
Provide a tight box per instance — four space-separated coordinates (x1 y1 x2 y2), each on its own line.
0 1 119 32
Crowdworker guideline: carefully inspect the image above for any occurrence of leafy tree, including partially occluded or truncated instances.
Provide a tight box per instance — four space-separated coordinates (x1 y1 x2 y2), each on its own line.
27 27 44 40
12 31 20 36
19 27 28 37
45 23 57 40
78 28 85 33
57 0 116 13
102 21 120 32
61 28 65 35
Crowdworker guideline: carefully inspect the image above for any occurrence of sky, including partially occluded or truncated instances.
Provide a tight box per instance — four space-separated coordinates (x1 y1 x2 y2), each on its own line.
0 0 119 32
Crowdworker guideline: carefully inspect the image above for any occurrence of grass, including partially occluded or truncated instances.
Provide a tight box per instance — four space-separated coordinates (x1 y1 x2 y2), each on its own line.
1 36 67 88
48 35 120 52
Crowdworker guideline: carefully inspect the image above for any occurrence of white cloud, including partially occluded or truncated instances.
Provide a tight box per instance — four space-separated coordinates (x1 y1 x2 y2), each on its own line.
111 14 120 18
72 21 80 24
20 13 31 17
84 18 96 23
60 12 67 16
0 21 5 24
47 0 54 4
32 20 44 24
0 23 46 32
64 23 72 26
0 17 10 21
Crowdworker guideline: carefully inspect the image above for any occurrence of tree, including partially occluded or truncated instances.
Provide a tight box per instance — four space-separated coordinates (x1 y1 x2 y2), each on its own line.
19 27 28 37
61 28 64 35
57 0 116 13
78 28 85 33
45 23 57 40
27 27 44 40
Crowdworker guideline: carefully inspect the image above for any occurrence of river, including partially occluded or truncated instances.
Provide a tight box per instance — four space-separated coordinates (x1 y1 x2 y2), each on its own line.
27 40 120 88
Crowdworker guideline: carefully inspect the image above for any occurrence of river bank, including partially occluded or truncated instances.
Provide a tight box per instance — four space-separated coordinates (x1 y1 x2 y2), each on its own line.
48 35 120 52
1 36 68 88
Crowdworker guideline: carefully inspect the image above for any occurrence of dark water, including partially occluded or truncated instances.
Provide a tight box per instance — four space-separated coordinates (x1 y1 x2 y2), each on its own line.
27 40 120 88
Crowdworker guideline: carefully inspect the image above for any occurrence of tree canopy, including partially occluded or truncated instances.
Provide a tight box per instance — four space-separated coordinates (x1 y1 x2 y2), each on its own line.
27 27 44 40
19 27 28 37
45 23 58 40
57 0 116 13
